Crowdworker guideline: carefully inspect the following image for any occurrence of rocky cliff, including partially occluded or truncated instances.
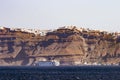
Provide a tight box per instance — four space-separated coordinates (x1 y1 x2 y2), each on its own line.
0 27 120 66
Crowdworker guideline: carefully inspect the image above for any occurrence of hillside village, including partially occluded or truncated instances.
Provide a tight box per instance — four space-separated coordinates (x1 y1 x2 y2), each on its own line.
0 26 120 66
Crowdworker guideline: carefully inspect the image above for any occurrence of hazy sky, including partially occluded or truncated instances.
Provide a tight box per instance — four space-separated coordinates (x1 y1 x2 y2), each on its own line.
0 0 120 32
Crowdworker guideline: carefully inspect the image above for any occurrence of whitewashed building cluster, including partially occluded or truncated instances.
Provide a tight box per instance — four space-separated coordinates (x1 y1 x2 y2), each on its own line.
10 27 52 36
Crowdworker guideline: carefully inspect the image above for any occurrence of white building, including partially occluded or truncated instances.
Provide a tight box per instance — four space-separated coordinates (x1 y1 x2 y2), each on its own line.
10 27 52 36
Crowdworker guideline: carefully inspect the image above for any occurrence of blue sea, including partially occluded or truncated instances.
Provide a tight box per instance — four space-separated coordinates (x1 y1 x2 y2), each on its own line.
0 66 120 80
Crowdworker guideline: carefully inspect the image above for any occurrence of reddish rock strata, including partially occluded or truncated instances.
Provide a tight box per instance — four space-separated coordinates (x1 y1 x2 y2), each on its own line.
0 27 120 66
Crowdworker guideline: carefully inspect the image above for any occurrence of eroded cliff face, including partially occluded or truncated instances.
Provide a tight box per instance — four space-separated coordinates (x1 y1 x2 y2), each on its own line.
0 27 120 66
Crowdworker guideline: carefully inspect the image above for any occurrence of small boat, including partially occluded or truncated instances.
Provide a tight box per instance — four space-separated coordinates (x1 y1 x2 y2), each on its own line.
34 60 60 66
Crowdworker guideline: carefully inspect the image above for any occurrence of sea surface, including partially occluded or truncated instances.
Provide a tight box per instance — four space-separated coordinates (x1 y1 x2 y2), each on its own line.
0 66 120 80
